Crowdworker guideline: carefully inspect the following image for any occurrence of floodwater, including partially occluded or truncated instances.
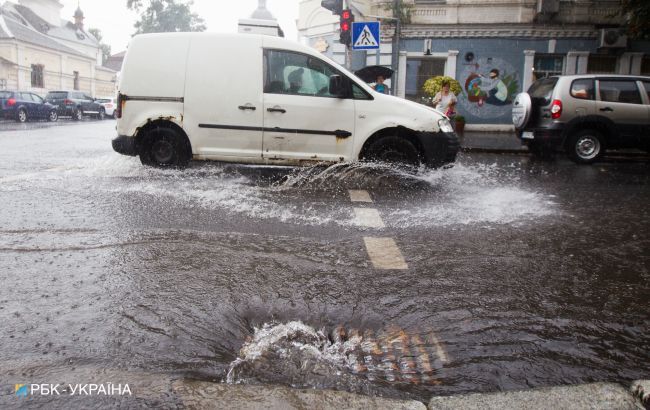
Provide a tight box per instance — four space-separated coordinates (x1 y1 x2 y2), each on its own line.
0 122 648 406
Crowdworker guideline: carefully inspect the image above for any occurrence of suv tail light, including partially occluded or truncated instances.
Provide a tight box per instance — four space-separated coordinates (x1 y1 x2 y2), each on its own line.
550 99 563 119
63 99 73 105
7 98 16 107
116 93 125 119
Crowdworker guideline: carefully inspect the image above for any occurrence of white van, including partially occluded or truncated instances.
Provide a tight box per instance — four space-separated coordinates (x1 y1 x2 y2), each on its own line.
112 33 459 168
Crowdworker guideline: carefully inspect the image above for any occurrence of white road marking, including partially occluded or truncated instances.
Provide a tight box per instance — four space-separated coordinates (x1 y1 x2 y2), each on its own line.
348 190 373 203
363 237 408 270
353 208 386 228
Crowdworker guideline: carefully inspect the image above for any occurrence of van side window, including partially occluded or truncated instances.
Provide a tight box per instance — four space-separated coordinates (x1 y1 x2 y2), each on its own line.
570 79 594 100
642 81 650 102
598 80 642 105
264 49 342 98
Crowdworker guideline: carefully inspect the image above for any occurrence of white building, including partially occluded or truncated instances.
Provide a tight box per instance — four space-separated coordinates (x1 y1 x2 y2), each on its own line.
0 0 116 96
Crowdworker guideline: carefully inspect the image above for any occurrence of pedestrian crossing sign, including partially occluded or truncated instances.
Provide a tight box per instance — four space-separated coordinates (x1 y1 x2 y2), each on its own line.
352 22 380 50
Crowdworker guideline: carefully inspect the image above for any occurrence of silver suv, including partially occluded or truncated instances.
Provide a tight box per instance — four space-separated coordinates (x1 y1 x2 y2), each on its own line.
513 75 650 164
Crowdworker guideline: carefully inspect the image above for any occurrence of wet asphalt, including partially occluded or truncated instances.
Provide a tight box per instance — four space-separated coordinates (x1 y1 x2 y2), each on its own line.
0 120 648 407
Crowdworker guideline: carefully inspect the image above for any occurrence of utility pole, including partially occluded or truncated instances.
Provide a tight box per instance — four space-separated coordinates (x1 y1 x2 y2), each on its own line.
391 0 401 97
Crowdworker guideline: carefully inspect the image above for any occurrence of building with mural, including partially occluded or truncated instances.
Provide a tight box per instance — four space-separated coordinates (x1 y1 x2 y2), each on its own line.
298 0 650 130
0 0 116 97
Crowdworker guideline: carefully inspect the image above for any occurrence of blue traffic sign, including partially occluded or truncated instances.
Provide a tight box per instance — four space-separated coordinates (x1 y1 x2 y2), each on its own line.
352 22 380 50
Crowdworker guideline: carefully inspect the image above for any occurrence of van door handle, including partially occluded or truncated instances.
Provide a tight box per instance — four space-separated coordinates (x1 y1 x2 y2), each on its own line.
267 107 286 114
334 130 352 138
238 105 256 111
599 107 613 112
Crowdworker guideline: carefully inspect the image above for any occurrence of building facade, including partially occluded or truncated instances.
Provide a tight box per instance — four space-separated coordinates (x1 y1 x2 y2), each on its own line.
298 0 650 129
0 0 116 97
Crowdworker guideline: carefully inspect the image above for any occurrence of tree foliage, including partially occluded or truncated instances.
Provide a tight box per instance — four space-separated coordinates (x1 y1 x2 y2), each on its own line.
88 28 111 65
620 0 650 39
126 0 206 35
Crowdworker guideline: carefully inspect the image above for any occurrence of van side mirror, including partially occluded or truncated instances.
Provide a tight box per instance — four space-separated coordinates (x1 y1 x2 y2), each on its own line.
329 75 347 98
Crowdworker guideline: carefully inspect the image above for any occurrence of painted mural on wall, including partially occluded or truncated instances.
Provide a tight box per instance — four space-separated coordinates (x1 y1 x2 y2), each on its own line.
457 57 520 120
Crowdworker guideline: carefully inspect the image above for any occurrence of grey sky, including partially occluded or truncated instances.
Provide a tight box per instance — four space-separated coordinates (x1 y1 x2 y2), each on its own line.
59 0 300 52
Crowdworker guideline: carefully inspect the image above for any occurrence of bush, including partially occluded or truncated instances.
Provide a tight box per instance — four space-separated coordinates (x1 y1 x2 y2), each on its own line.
422 76 462 97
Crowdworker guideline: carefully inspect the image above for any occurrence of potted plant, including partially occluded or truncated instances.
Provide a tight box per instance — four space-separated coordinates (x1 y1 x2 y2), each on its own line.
453 115 466 134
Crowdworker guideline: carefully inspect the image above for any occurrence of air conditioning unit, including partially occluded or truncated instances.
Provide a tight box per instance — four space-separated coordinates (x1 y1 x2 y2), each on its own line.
599 29 627 48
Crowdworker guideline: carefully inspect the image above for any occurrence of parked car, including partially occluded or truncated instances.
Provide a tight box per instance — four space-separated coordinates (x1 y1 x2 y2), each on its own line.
96 97 116 118
0 91 58 123
513 75 650 164
113 33 459 169
45 91 106 120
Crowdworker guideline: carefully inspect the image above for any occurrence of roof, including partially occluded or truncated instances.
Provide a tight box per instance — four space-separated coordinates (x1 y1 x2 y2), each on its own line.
0 13 92 59
4 3 98 47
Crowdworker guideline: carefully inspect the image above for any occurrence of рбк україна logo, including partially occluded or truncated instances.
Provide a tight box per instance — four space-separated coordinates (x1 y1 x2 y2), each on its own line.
15 384 28 398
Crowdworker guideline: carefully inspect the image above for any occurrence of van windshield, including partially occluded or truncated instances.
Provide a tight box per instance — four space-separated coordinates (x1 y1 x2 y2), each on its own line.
528 78 557 105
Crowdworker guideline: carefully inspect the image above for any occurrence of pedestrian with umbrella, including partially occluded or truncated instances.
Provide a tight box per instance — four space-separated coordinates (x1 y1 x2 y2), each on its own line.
355 65 394 95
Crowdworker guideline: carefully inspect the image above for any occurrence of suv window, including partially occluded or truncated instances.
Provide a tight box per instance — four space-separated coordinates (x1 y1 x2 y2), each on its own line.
598 80 642 105
528 77 557 104
265 49 342 98
570 79 594 100
642 81 650 102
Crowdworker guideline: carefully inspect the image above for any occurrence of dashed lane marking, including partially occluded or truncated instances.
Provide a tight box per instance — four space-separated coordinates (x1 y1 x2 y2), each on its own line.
363 237 408 270
353 208 386 228
348 189 373 203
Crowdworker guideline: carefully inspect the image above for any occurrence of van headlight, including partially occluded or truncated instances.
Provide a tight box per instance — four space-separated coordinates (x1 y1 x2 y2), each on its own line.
438 118 454 133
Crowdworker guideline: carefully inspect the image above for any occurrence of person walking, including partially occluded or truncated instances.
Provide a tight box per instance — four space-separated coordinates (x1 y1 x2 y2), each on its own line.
373 75 388 94
432 80 457 117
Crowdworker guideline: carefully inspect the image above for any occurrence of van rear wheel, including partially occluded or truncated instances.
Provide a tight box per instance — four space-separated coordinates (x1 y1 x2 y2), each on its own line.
139 127 191 168
365 136 420 167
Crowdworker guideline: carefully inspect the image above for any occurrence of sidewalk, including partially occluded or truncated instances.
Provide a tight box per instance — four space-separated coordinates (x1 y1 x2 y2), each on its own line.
458 130 528 153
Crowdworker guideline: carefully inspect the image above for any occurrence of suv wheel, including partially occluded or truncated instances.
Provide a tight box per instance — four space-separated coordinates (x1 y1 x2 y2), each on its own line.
139 127 191 168
567 130 603 164
365 136 421 167
97 108 105 120
48 110 58 122
16 108 27 123
73 108 83 121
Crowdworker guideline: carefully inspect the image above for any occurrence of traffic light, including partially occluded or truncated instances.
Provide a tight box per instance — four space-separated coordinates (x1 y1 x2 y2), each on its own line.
339 8 354 46
321 0 343 15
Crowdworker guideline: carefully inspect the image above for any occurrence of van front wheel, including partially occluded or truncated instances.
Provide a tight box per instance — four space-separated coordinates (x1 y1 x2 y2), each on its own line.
139 127 191 168
365 136 420 167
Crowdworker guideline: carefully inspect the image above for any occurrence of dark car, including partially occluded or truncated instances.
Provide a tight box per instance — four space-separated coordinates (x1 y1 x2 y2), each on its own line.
0 91 58 123
45 91 106 121
513 75 650 164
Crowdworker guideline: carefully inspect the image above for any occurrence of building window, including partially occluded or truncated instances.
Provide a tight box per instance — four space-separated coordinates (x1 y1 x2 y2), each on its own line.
31 64 44 88
0 79 6 90
587 55 617 74
405 58 446 103
641 57 650 76
533 54 563 79
73 71 80 90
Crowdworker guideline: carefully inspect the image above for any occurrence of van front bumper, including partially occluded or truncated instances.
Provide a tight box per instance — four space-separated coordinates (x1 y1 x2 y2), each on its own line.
112 135 138 156
416 131 460 168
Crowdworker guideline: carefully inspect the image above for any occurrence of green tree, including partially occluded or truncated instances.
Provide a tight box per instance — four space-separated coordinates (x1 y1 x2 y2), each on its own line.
126 0 206 35
620 0 650 39
88 28 112 65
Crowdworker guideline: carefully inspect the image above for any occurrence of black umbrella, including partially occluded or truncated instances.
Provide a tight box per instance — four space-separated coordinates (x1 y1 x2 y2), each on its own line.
354 65 394 83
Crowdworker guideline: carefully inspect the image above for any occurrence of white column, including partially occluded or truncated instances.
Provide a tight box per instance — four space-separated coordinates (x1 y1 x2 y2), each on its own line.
398 51 407 99
91 63 96 96
523 50 535 92
576 52 589 74
565 52 578 75
629 53 644 75
445 50 459 78
16 44 23 89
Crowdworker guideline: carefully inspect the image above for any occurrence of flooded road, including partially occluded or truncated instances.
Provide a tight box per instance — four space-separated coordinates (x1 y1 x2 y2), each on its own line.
0 122 648 406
